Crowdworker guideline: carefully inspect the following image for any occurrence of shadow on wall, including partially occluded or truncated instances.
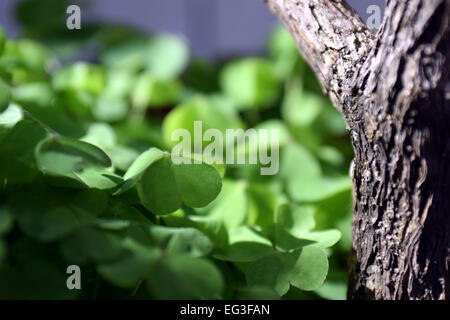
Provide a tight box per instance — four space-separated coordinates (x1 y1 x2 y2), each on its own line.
0 0 385 59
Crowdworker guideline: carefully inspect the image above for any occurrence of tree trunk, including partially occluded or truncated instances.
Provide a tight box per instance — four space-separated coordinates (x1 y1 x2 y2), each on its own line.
266 0 450 300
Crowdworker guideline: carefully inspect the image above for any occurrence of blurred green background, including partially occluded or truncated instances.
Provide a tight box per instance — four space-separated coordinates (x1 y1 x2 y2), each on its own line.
0 0 353 299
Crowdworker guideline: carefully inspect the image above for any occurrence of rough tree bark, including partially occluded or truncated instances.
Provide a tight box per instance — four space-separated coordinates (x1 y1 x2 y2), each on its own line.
266 0 450 299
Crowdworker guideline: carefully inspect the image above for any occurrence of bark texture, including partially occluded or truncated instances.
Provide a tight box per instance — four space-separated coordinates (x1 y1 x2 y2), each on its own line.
267 0 450 299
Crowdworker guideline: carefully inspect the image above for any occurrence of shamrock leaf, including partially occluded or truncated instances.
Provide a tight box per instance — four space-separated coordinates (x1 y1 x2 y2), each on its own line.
119 148 222 215
137 153 222 215
213 226 274 262
246 247 329 296
275 203 341 251
35 135 119 189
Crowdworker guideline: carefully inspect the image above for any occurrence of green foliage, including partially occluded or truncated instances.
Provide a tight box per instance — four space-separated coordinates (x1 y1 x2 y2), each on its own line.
162 95 243 149
132 74 182 110
0 79 10 112
136 153 222 215
0 15 353 300
0 28 6 56
220 58 282 110
246 247 329 295
0 119 47 183
101 33 190 79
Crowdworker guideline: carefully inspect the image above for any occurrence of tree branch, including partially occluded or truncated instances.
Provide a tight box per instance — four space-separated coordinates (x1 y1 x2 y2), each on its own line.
266 0 374 111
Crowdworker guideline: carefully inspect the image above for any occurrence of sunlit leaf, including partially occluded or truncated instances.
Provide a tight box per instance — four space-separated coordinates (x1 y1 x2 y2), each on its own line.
11 82 53 107
35 135 113 188
0 104 23 127
268 26 300 78
145 33 190 79
131 73 182 109
93 95 128 122
288 175 352 202
220 58 281 109
198 179 248 229
53 63 105 95
162 95 243 149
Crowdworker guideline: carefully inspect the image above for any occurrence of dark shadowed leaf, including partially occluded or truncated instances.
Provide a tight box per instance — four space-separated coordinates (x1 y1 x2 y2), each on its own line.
148 226 212 257
0 119 48 183
146 256 223 299
246 247 328 295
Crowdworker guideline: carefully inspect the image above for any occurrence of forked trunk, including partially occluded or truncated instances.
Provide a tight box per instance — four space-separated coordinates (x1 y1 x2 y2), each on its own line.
266 0 450 299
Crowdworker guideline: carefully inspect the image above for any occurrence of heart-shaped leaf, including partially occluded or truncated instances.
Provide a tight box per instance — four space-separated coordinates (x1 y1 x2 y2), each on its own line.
136 152 222 215
74 168 123 190
276 203 316 235
246 247 328 295
35 135 114 188
298 230 342 249
275 204 341 251
114 147 164 195
275 203 316 251
137 156 181 214
213 226 274 262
